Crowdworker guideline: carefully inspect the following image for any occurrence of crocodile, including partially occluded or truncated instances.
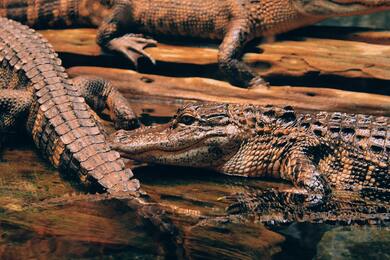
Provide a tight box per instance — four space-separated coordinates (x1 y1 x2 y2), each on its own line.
1 0 390 87
110 102 390 223
0 16 141 194
0 18 182 245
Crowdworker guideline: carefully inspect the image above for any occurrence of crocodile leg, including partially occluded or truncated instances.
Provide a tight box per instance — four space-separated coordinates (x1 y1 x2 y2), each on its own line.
72 76 140 130
0 89 32 131
226 148 331 216
282 149 331 207
219 20 268 88
96 3 157 68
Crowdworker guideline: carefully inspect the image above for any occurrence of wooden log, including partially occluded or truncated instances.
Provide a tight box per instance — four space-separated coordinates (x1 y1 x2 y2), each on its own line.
67 66 390 117
40 28 390 82
347 30 390 45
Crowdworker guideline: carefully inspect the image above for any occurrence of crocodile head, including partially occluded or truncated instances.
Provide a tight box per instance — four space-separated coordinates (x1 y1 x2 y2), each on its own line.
109 102 252 171
110 102 300 177
293 0 390 17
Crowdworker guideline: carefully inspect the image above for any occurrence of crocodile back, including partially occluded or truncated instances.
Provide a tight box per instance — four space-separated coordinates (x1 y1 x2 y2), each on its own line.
226 104 389 159
0 18 139 194
300 112 390 158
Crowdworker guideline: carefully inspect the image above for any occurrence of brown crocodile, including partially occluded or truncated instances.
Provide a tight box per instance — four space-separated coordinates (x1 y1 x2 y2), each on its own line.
1 0 390 87
0 17 141 194
0 18 183 244
110 102 390 223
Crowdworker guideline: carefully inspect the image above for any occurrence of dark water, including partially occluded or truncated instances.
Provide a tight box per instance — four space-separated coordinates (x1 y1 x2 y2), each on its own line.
0 129 389 259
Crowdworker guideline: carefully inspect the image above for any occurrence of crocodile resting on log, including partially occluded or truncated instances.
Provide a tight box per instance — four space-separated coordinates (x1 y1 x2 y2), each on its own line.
1 0 390 87
0 17 180 246
110 102 390 224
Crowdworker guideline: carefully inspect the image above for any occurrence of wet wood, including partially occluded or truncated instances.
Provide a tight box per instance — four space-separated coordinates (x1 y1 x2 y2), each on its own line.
40 27 390 81
344 30 390 45
67 66 390 117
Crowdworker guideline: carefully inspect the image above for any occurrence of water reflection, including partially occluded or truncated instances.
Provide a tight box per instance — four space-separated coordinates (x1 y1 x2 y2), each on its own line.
0 135 388 259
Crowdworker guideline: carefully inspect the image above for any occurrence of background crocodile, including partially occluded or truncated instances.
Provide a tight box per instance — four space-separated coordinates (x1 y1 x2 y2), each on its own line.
1 0 390 87
110 102 390 223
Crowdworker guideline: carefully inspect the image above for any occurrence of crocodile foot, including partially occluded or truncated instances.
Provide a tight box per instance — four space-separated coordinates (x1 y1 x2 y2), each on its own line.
72 76 140 130
111 101 140 130
107 34 157 68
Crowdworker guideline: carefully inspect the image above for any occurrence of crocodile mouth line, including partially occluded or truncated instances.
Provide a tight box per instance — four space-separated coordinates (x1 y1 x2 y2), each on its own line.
118 133 225 159
118 140 206 159
329 0 390 7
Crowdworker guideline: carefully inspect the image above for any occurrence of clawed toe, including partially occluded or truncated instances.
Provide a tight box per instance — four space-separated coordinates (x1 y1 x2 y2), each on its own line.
248 77 270 88
112 106 140 130
107 34 157 67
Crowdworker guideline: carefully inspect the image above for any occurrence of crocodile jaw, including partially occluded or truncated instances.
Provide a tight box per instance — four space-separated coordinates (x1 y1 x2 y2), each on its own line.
109 123 243 169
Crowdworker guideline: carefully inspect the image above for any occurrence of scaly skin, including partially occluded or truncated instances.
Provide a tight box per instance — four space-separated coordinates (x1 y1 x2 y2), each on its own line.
0 17 141 194
1 0 390 87
0 0 111 27
0 18 180 248
110 102 390 223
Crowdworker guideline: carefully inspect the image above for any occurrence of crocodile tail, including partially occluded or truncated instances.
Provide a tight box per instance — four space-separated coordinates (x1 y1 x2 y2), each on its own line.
0 0 109 28
1 17 182 253
0 17 139 193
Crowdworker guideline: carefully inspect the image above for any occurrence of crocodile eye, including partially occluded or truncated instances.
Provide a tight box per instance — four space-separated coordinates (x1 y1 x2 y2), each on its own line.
178 115 196 125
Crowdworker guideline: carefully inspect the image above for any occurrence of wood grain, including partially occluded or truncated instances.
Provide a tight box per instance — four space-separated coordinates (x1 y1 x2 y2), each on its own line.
40 28 390 81
67 66 390 117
